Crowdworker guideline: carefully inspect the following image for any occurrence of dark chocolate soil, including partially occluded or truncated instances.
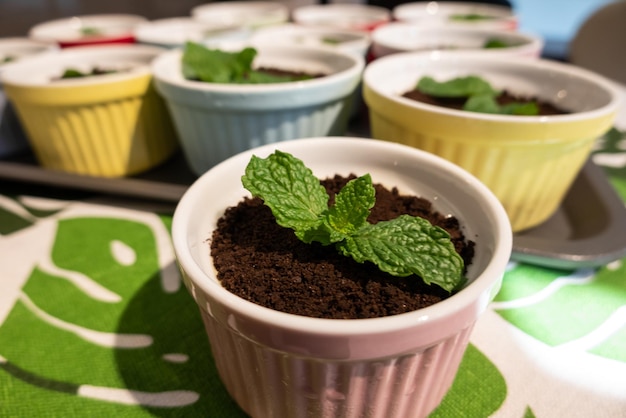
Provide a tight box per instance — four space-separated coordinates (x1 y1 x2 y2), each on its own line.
402 89 569 115
209 175 475 320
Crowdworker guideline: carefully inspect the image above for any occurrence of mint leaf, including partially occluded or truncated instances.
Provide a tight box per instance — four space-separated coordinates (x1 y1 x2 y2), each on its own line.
80 27 101 36
337 215 464 290
450 13 495 21
418 75 540 116
182 42 256 83
182 42 312 84
325 174 375 243
61 68 86 79
417 75 499 98
242 151 329 243
501 101 539 115
483 38 510 49
464 94 501 114
242 151 465 292
464 95 539 115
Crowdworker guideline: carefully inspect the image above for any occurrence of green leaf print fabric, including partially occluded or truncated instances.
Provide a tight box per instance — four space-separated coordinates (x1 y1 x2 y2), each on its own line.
0 198 507 417
1 128 625 417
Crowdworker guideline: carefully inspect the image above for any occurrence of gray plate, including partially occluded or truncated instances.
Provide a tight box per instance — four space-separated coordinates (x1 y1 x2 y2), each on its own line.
511 158 626 269
1 148 625 270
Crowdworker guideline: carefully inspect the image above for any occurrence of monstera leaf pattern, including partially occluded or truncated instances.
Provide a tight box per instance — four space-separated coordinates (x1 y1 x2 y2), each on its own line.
0 198 508 417
0 202 244 416
494 262 626 362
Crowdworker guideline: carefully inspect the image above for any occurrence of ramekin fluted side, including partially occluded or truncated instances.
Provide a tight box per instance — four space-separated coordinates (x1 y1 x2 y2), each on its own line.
164 98 350 175
200 308 473 418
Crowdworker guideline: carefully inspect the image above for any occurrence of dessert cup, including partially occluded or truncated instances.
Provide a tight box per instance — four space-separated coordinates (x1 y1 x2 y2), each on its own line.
2 44 178 177
172 136 513 418
363 52 620 231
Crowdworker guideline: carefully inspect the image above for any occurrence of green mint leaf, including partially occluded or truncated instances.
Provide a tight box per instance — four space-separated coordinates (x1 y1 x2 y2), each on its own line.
500 101 540 115
483 38 509 48
182 42 256 83
322 36 341 45
450 13 495 21
337 215 464 292
80 27 101 36
182 42 311 84
242 151 465 291
464 95 540 116
241 151 330 243
417 75 499 98
325 174 375 243
464 94 502 114
61 68 86 79
243 70 310 84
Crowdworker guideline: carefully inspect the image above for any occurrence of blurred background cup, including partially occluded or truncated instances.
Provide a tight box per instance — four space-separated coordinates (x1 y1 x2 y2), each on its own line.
1 44 178 177
363 52 620 232
191 1 289 29
370 23 543 59
151 42 364 175
251 22 371 58
134 17 253 49
393 1 518 31
28 14 148 48
292 3 391 32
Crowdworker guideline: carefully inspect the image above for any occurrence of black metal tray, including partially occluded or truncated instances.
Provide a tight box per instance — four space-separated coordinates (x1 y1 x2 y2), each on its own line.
1 140 625 270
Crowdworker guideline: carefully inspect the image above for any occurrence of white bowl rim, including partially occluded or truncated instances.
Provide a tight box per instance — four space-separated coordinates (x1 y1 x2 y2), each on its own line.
29 13 148 41
191 1 289 19
1 44 165 87
393 1 516 17
192 1 289 12
252 22 372 43
371 22 542 47
0 37 58 48
293 3 392 21
172 136 512 337
370 23 543 59
363 51 622 123
250 23 372 55
151 44 365 94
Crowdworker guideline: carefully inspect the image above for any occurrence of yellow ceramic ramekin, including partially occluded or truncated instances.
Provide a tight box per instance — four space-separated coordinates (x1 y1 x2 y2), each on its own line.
2 44 177 177
363 52 620 232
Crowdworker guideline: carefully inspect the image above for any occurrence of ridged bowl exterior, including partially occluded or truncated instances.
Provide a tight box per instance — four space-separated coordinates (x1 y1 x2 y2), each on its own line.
164 98 350 175
172 137 513 418
198 306 473 418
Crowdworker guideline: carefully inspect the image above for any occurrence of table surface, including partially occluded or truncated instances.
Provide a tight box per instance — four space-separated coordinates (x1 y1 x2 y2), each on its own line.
1 95 626 418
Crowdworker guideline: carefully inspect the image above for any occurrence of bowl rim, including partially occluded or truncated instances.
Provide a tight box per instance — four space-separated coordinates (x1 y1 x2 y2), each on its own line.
293 3 392 22
0 44 165 87
190 1 289 21
251 22 372 45
172 136 512 337
151 43 365 94
363 51 622 123
29 13 148 42
371 22 542 52
0 37 58 68
393 1 516 18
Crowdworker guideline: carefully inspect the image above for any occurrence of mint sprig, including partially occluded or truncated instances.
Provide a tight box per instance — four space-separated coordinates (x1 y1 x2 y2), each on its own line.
417 75 498 98
242 150 465 292
416 75 540 115
181 41 313 84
